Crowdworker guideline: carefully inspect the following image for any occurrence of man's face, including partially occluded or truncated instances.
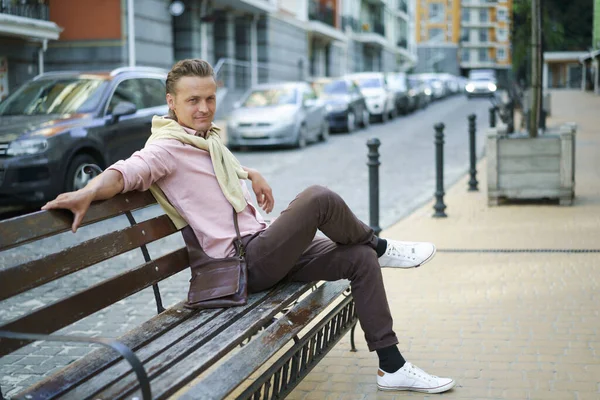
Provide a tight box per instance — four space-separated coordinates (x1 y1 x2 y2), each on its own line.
166 76 217 133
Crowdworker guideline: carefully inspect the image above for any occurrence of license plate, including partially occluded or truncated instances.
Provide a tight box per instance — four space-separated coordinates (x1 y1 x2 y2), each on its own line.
242 131 267 139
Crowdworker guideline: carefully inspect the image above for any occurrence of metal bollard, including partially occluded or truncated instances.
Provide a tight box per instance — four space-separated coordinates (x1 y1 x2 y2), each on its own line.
468 114 479 191
507 102 515 133
433 123 447 218
367 138 381 235
489 107 497 128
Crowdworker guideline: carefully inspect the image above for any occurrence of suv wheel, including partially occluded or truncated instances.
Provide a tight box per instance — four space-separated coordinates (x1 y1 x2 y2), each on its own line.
66 154 102 192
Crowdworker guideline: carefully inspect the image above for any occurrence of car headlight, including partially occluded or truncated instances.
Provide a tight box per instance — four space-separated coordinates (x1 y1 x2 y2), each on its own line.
6 138 49 156
409 89 417 97
488 83 497 92
465 84 475 93
424 88 432 96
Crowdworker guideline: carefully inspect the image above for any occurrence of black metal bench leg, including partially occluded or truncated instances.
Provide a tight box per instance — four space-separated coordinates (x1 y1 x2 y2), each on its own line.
124 210 166 314
350 321 358 352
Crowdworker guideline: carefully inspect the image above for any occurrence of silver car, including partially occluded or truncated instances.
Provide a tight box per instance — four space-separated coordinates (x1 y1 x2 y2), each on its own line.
227 82 329 149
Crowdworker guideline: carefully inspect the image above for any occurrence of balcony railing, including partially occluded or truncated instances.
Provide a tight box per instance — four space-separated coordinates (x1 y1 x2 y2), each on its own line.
373 21 385 36
308 0 335 28
398 0 407 13
0 0 50 21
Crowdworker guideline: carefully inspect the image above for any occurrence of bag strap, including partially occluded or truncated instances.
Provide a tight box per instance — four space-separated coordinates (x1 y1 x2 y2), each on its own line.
232 208 245 259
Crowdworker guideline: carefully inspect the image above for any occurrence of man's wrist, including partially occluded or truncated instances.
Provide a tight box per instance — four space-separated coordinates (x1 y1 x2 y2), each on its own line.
245 168 256 181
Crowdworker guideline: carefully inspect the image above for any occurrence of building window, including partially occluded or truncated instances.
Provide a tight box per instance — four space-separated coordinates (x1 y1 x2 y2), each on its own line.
479 29 488 42
497 48 507 61
461 9 470 22
497 8 508 22
478 48 488 62
428 28 444 42
479 9 488 23
429 3 444 23
460 28 469 42
462 48 470 62
496 28 507 42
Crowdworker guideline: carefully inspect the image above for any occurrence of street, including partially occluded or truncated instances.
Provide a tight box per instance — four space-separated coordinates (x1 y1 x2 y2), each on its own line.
234 94 491 228
0 94 492 396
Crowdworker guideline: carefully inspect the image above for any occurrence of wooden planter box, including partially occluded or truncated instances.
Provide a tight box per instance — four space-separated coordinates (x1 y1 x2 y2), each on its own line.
487 123 576 206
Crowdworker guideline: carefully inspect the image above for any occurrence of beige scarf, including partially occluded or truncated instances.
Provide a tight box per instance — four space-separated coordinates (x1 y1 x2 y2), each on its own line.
145 116 248 229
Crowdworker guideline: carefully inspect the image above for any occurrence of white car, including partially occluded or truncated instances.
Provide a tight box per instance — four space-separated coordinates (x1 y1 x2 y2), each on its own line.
465 76 497 98
345 72 396 123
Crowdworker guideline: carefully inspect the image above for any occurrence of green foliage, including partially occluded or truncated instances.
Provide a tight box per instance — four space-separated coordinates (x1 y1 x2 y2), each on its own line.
512 0 593 82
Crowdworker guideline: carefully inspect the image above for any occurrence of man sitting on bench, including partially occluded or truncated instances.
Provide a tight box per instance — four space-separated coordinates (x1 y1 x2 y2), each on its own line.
42 59 455 394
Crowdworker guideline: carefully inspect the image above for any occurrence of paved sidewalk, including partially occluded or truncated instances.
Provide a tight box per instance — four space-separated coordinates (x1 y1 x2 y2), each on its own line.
288 90 600 400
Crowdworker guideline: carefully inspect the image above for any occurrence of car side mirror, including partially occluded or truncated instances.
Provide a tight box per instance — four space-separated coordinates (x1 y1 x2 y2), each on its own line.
108 101 137 124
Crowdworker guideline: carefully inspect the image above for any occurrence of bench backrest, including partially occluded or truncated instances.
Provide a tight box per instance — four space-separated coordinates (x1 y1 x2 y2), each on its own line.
0 191 186 356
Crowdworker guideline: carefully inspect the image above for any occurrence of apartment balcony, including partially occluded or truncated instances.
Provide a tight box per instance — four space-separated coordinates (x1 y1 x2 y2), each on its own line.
461 20 496 28
308 1 345 42
350 18 388 48
1 0 49 20
218 0 276 14
0 0 61 41
461 0 497 7
398 0 408 14
397 38 408 49
461 40 496 48
308 0 335 28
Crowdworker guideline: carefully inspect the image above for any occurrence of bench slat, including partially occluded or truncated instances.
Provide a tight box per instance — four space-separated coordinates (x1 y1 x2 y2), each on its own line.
0 214 177 301
0 191 157 251
0 248 188 356
180 281 350 400
74 283 312 400
15 301 201 399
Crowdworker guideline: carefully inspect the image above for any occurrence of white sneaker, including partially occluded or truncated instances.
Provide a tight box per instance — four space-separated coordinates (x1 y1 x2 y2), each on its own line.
378 239 436 268
377 362 455 393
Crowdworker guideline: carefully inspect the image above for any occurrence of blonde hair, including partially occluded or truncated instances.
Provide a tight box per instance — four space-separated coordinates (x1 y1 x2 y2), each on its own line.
166 59 215 120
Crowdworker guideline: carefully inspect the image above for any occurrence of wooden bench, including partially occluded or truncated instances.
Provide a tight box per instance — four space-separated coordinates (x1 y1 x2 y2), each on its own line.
0 191 358 400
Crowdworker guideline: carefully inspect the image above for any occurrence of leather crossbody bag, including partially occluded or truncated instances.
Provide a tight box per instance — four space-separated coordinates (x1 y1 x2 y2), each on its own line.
183 208 248 309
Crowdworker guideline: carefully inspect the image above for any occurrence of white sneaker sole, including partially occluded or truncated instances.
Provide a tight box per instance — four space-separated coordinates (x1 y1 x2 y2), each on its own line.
416 243 437 268
377 378 455 393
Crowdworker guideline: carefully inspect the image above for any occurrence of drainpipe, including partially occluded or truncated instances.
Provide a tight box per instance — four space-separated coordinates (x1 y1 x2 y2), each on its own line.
38 39 47 74
127 0 136 66
251 14 258 86
200 0 208 60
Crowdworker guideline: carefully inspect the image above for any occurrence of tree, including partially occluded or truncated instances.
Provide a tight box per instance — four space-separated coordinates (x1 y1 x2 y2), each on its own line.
512 0 593 84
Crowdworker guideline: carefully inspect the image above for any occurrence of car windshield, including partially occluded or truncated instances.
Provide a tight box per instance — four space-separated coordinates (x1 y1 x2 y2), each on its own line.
322 80 347 95
242 88 298 107
387 76 406 90
0 77 108 116
355 78 382 89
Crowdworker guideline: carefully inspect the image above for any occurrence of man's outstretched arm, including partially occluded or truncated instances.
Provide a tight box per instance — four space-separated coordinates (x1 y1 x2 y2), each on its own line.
41 169 125 233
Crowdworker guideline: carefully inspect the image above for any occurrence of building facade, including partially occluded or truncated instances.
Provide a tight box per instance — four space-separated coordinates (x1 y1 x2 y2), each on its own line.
0 0 61 101
414 0 512 78
414 0 461 74
0 0 417 105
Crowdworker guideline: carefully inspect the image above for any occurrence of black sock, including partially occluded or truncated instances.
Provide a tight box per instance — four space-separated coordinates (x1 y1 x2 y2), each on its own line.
375 238 387 257
376 345 406 373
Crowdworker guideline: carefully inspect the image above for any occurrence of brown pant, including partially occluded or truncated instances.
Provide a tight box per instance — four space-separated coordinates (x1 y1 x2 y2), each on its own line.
244 185 398 351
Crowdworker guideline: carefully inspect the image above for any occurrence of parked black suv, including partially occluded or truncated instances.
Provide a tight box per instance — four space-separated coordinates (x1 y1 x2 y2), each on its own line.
0 67 169 205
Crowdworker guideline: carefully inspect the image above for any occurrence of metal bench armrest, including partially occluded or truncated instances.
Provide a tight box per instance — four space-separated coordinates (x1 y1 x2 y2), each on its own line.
0 330 151 400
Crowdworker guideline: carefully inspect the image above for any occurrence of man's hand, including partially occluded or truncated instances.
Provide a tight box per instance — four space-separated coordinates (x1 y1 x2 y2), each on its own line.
41 189 95 233
245 168 274 213
41 169 125 233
